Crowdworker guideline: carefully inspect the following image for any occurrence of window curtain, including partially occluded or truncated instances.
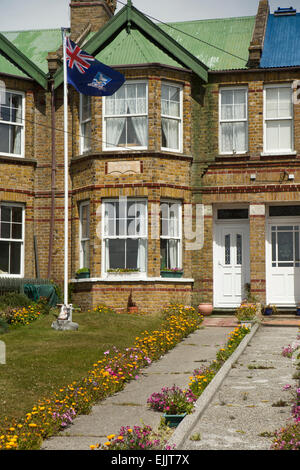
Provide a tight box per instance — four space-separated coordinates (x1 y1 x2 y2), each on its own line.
127 86 147 147
12 95 22 155
162 118 178 150
106 117 125 148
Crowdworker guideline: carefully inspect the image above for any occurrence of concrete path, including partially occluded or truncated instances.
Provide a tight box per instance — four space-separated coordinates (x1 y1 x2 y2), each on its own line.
41 325 233 450
177 324 299 450
41 316 299 451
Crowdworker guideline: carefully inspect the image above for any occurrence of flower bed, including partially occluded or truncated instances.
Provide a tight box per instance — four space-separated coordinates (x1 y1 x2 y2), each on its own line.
271 331 300 450
98 325 251 450
147 385 196 415
93 424 174 451
0 304 203 450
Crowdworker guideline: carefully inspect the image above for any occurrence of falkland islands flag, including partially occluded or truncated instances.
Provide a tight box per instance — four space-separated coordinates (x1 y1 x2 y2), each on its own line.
66 38 125 96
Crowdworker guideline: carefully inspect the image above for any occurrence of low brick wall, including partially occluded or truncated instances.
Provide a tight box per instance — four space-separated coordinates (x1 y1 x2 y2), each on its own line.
71 280 194 314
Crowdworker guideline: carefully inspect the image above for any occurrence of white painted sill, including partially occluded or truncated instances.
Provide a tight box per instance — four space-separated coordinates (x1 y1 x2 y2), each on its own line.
71 276 194 283
261 151 297 157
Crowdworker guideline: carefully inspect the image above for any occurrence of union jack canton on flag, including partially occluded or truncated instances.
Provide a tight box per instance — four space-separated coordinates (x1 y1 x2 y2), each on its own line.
66 38 125 96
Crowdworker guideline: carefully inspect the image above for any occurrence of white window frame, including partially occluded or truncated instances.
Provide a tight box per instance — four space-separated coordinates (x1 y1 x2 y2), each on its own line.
0 89 25 158
263 83 294 155
161 82 183 153
102 198 148 277
79 200 90 269
0 202 25 277
160 200 182 270
79 94 92 154
102 80 148 151
219 86 248 155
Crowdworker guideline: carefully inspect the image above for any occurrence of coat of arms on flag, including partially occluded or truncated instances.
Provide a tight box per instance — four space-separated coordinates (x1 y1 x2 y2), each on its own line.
65 38 125 96
88 72 112 91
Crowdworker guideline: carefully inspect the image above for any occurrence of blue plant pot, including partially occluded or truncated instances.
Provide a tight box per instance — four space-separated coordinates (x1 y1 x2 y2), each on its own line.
76 271 90 279
264 308 273 316
163 412 187 428
296 308 300 317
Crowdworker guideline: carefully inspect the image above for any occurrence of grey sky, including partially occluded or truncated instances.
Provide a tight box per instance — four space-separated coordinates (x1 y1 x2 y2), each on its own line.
0 0 300 31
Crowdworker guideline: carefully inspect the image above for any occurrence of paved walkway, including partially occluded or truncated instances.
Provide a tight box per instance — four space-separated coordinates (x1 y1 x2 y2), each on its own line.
41 316 300 451
178 323 299 450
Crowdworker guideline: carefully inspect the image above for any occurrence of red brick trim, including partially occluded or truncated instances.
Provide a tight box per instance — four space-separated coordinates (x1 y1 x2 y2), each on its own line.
198 184 300 194
0 188 35 196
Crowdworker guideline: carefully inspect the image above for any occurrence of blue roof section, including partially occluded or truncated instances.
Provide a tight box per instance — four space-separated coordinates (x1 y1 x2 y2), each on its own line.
260 13 300 68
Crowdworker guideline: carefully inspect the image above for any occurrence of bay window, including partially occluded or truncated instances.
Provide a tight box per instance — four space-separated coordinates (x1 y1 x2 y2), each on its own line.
103 82 148 150
79 201 90 269
264 84 293 154
0 204 24 276
103 199 147 273
0 90 24 157
80 94 91 153
219 87 248 154
161 83 182 152
160 201 182 270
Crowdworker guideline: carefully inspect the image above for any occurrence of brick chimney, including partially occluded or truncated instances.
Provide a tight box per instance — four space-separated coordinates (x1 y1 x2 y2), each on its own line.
247 0 269 68
70 0 117 37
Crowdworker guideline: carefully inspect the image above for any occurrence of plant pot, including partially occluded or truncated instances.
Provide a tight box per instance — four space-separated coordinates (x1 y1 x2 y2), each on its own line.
163 412 187 428
76 271 90 279
263 308 273 316
128 306 138 314
160 271 183 278
198 303 213 316
240 320 254 329
296 308 300 317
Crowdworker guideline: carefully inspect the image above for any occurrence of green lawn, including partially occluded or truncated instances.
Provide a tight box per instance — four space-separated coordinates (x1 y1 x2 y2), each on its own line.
0 309 163 427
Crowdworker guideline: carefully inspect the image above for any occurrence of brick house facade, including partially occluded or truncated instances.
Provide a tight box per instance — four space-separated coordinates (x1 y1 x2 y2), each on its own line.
0 0 299 313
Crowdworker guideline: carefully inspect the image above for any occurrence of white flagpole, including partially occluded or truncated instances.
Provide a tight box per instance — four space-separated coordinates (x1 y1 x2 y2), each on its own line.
62 27 70 315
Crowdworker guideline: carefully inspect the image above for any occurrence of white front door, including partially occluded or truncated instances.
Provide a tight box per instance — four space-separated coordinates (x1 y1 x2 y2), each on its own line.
214 223 250 308
267 221 300 306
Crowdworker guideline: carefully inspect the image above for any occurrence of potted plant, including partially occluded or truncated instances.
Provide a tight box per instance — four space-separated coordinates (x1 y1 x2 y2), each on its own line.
75 267 90 279
147 385 196 428
127 290 138 314
160 267 183 278
235 302 258 328
107 268 140 274
198 303 213 316
296 303 300 316
263 304 278 316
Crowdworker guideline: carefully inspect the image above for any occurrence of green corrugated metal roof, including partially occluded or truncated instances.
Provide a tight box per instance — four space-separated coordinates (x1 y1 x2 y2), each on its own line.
0 29 61 78
159 16 255 71
93 15 255 71
94 27 184 68
0 52 29 78
0 14 255 81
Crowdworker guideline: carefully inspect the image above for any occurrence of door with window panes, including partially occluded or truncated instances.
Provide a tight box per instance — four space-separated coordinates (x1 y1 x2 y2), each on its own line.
214 223 250 307
267 221 300 305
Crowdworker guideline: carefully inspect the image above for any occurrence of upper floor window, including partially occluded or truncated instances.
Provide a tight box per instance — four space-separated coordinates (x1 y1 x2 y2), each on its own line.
79 201 90 269
264 84 293 154
103 82 148 150
0 203 24 276
0 90 24 157
80 94 91 153
161 83 182 152
219 87 248 154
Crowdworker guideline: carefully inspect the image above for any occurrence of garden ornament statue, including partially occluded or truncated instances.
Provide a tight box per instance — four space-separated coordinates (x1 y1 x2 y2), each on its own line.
51 303 79 331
